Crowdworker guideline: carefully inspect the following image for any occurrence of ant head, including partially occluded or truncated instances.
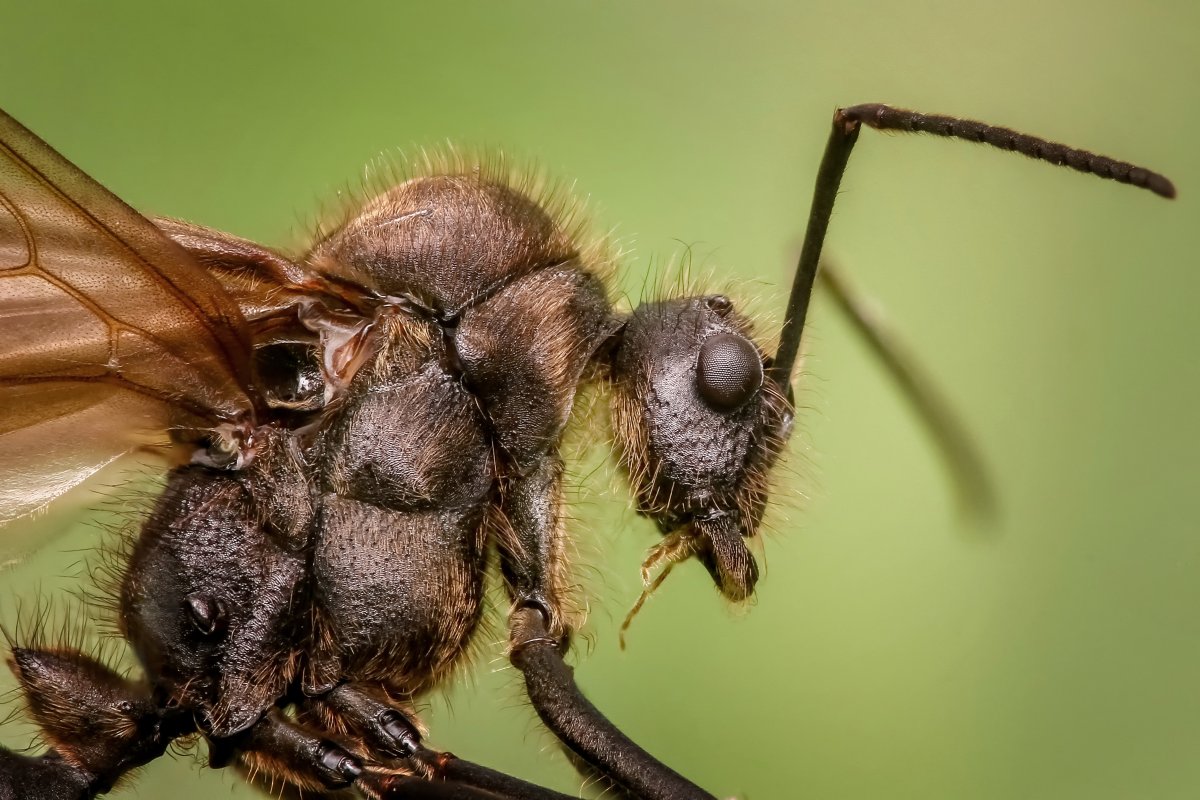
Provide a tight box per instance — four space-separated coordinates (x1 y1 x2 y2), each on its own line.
610 293 793 602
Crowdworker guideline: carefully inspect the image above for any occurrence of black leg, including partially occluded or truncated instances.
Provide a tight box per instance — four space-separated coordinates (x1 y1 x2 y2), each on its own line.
509 607 717 800
318 683 423 758
223 709 363 792
301 683 580 800
422 750 580 800
360 774 506 800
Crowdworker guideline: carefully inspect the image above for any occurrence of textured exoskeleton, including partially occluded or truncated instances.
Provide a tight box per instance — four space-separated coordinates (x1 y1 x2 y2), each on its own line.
0 101 1174 800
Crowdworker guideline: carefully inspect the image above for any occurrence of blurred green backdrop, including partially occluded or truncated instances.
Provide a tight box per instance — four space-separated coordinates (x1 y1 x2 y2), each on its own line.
1 2 1197 798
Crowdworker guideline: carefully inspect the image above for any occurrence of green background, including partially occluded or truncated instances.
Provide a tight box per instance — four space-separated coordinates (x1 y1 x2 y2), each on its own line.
1 2 1197 798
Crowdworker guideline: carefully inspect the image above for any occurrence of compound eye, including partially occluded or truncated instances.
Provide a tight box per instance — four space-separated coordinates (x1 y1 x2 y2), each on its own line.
697 333 763 410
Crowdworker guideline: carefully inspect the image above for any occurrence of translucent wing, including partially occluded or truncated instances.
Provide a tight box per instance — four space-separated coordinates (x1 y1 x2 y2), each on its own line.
0 108 260 543
152 217 341 342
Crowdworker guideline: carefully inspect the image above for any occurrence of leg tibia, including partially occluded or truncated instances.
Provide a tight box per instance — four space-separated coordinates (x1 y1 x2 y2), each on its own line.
313 683 423 759
226 710 363 793
298 684 578 800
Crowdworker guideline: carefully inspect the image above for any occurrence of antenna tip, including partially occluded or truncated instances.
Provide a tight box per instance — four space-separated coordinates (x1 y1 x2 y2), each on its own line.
1150 174 1177 199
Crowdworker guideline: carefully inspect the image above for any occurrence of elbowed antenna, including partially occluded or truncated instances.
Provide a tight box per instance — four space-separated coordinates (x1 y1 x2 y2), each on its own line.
768 103 1177 391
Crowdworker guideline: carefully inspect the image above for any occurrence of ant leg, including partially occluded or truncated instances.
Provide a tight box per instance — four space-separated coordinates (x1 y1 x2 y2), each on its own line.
1 647 189 800
509 606 716 800
221 708 547 800
816 258 996 518
498 456 717 799
361 775 514 800
310 683 422 758
213 709 363 793
425 755 578 800
496 455 716 799
771 103 1176 389
303 683 579 800
494 454 577 642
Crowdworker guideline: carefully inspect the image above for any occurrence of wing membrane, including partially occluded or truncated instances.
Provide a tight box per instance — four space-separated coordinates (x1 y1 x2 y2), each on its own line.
152 216 345 342
0 108 259 540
